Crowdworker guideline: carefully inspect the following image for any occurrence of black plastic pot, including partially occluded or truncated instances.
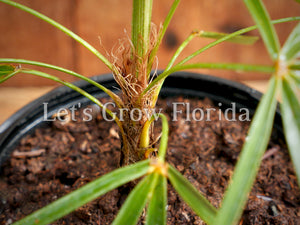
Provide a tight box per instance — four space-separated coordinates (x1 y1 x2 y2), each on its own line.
0 72 283 166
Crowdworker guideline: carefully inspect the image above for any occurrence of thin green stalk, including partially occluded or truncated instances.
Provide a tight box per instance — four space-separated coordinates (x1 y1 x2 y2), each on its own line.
0 0 116 74
243 0 280 60
167 30 259 72
148 0 181 74
199 31 259 45
172 63 275 73
143 17 297 102
0 70 20 84
145 29 260 105
165 31 198 71
21 69 115 119
158 114 169 162
143 63 274 96
16 69 128 142
0 58 123 107
132 0 153 65
176 17 300 67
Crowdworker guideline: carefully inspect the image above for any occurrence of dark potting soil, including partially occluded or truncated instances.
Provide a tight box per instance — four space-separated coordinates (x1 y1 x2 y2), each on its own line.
0 96 299 225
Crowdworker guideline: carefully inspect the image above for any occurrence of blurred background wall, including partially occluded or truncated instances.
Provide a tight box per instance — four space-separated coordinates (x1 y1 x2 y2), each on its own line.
0 0 299 86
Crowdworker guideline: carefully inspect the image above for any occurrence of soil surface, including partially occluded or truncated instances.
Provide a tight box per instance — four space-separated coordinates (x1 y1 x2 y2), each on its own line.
0 96 299 224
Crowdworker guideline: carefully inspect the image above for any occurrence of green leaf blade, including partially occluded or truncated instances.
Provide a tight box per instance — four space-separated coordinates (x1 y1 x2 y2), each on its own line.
0 64 19 84
0 70 20 84
282 22 300 61
148 0 181 74
13 160 150 225
281 77 300 186
290 71 300 87
112 173 157 225
290 62 300 70
168 164 217 224
0 58 123 107
173 17 299 68
146 174 167 225
243 0 280 60
199 31 259 45
214 77 279 225
144 63 274 97
0 64 15 76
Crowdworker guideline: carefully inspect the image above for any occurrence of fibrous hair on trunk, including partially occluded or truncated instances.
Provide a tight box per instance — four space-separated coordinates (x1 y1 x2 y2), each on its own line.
110 24 160 166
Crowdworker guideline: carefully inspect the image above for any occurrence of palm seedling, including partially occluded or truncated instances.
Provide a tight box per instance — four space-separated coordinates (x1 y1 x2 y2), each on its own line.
0 0 299 224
